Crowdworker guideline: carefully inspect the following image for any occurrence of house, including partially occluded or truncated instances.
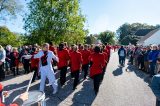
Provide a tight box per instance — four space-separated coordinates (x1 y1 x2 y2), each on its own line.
137 28 160 46
135 29 154 37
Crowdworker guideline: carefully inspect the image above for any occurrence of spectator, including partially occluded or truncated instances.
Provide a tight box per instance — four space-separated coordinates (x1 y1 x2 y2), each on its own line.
0 45 6 80
144 46 151 73
129 48 134 65
155 45 160 74
118 46 126 66
10 47 19 76
148 45 159 77
138 47 145 71
5 45 12 73
151 73 160 106
22 49 31 74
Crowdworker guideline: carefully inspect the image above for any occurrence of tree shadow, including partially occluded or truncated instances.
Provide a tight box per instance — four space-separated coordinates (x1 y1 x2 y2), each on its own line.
112 66 123 76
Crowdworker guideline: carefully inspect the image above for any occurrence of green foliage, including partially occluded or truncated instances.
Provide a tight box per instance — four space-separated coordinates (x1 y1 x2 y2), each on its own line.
120 35 140 45
98 30 116 44
0 0 22 20
24 0 87 45
117 23 160 45
85 34 96 44
0 26 26 46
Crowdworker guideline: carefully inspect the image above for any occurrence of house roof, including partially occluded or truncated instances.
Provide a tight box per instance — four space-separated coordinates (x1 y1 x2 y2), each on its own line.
137 28 160 44
135 29 154 36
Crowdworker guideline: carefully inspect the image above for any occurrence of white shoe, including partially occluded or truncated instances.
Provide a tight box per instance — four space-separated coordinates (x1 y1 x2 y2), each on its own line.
53 87 58 94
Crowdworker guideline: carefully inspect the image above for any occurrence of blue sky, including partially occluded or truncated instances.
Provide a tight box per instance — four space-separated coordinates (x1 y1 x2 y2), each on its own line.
0 0 160 34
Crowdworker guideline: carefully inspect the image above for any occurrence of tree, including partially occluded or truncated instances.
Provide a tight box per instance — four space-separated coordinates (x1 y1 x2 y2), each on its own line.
98 30 116 44
0 0 22 20
117 23 160 45
85 34 96 44
120 35 140 45
0 26 26 46
24 0 87 45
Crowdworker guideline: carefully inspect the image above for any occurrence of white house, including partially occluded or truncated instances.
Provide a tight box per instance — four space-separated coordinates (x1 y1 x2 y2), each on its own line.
137 28 160 46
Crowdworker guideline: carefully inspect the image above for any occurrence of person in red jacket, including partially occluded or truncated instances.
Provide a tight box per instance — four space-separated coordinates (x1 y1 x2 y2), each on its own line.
57 43 70 86
105 43 111 61
81 44 91 79
70 45 83 90
68 44 75 78
0 83 28 106
102 45 109 65
101 45 109 81
30 48 40 83
10 48 19 76
49 42 57 55
89 44 95 53
69 45 74 54
89 46 105 95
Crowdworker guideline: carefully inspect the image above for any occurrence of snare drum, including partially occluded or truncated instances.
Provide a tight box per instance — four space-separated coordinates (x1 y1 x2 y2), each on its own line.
13 90 46 106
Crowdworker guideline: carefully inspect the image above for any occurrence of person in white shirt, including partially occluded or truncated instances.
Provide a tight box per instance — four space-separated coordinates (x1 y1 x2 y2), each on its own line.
34 43 59 94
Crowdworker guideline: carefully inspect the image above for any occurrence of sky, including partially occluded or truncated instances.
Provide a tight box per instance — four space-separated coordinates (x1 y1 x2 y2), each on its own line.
0 0 160 34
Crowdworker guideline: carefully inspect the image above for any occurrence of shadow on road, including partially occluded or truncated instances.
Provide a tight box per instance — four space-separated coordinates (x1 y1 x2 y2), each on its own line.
4 79 30 105
71 79 96 106
112 66 123 76
127 64 151 85
3 69 97 106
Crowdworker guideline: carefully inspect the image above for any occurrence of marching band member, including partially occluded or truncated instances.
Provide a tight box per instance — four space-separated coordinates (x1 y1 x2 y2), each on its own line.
34 43 59 94
49 42 57 55
57 43 70 87
89 46 105 95
30 48 40 83
81 44 91 79
70 45 83 90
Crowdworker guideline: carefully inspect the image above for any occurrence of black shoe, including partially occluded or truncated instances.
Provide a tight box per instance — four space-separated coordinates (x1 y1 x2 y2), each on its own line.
72 87 76 90
31 80 35 83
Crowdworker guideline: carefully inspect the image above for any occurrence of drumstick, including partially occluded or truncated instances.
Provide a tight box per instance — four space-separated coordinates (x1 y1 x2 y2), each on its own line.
2 72 34 103
2 91 5 103
26 72 35 92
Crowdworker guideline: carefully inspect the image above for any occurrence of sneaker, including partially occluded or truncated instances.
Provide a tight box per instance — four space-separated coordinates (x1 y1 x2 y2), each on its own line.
53 87 58 94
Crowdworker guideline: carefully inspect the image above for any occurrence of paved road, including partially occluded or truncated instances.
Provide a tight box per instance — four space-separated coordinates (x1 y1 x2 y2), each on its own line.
2 65 96 106
92 52 156 106
1 52 156 106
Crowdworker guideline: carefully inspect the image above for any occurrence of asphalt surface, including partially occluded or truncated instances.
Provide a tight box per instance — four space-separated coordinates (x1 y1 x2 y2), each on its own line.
1 51 156 106
92 52 156 106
